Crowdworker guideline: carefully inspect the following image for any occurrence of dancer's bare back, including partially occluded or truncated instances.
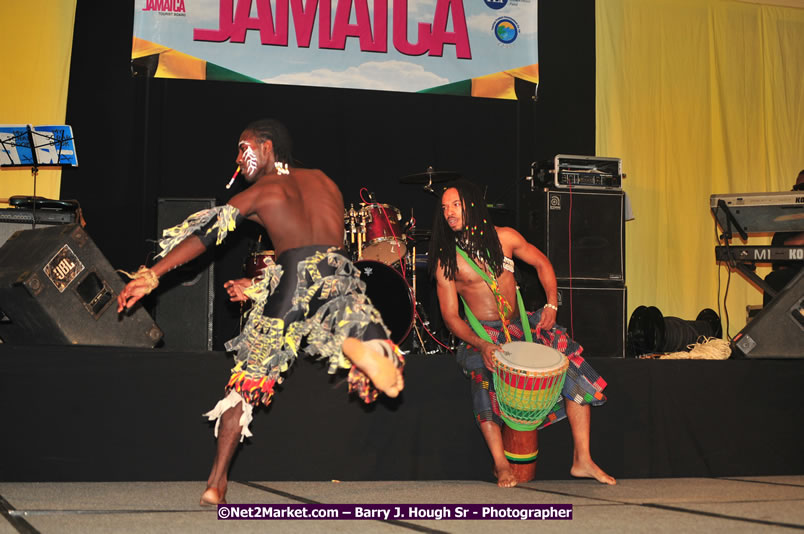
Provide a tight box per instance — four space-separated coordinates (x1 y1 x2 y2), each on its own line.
229 168 403 398
230 168 345 255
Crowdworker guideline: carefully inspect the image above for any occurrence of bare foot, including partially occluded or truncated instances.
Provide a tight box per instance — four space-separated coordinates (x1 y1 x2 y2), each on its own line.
493 464 518 488
571 459 617 485
200 487 227 506
342 338 404 397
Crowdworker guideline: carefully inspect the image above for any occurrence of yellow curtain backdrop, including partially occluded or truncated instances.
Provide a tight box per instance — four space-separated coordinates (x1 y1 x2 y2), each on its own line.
0 1 77 206
597 0 804 338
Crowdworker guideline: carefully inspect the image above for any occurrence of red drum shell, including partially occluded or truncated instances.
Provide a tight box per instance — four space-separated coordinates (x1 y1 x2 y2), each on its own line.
361 204 407 265
244 250 275 278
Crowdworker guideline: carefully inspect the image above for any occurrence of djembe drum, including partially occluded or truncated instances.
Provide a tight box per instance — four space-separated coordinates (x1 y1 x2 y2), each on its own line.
493 341 569 482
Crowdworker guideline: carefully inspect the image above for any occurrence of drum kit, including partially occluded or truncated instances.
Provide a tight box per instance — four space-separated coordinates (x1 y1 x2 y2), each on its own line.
341 169 462 353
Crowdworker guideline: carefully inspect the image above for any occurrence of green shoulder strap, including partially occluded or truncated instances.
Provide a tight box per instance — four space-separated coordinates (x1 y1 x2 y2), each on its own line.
456 246 532 343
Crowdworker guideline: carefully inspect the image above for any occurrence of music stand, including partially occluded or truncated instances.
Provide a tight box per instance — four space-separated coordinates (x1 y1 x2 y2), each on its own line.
0 124 78 228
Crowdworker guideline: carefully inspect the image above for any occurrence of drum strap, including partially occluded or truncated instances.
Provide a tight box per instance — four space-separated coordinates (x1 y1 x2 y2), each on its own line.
456 246 532 344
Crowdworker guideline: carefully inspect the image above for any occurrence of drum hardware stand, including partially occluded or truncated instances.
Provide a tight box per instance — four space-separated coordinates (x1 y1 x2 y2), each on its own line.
345 203 358 257
410 300 454 355
238 268 253 334
357 209 366 260
239 301 248 333
405 228 455 354
409 242 432 353
405 246 438 354
411 318 430 354
410 309 437 354
411 245 418 298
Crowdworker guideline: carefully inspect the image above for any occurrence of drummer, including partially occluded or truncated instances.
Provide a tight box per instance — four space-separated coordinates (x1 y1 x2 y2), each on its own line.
429 180 616 488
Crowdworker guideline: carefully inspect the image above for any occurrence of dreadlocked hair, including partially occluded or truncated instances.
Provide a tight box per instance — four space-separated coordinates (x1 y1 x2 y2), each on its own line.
245 118 293 166
428 180 504 281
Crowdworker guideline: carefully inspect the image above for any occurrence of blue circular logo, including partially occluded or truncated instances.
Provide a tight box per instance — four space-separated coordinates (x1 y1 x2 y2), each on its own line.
484 0 508 9
493 17 519 45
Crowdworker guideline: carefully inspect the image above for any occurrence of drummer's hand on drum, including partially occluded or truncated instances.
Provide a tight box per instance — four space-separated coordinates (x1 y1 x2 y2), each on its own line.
224 278 253 302
537 305 557 332
480 341 504 372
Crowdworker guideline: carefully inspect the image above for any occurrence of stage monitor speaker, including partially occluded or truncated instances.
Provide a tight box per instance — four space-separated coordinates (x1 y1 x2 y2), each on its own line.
556 285 626 358
733 269 803 359
519 188 624 283
154 198 215 351
0 224 162 347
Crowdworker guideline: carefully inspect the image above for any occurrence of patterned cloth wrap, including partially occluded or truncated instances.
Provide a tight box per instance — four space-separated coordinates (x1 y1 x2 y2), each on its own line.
456 308 607 430
224 244 404 405
155 205 404 441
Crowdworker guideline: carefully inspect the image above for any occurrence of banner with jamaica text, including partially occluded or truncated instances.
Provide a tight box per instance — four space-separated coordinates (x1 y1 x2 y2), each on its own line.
132 0 538 99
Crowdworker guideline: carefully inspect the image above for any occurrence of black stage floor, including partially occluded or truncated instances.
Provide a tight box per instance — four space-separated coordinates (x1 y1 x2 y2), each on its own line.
0 345 802 483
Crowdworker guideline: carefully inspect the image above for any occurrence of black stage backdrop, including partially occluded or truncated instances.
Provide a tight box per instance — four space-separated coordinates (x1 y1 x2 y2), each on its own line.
60 0 595 350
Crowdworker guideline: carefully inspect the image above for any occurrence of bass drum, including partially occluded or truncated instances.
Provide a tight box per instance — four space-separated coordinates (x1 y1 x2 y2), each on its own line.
354 260 413 344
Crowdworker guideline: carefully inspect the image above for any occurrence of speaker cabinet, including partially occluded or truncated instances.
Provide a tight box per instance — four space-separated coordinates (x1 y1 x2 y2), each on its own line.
519 188 624 283
154 198 215 351
0 224 162 347
733 269 803 359
555 285 626 358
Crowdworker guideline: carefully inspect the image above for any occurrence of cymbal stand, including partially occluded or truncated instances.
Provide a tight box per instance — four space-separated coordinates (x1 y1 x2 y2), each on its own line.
409 243 429 352
410 300 454 355
346 204 358 257
412 244 417 300
405 242 455 354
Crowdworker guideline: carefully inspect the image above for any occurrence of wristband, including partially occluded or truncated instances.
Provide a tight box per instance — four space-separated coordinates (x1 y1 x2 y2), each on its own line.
119 266 160 295
543 303 558 312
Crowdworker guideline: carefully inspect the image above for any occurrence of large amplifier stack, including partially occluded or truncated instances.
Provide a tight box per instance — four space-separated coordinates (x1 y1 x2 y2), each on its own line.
517 155 626 358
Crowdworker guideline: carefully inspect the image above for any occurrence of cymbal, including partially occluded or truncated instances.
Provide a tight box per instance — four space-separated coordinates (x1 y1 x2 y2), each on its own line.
399 169 461 184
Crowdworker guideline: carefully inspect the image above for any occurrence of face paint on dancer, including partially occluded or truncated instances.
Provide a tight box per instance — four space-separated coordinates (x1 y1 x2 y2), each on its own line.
239 141 258 179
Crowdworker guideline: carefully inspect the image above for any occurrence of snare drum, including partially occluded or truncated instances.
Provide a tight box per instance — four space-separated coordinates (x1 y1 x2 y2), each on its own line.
360 203 407 265
493 342 569 431
355 260 413 344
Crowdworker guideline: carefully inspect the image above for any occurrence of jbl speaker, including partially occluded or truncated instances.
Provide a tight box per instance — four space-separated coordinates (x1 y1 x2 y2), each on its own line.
733 269 803 359
556 285 626 358
154 198 215 351
0 224 162 347
519 188 624 283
